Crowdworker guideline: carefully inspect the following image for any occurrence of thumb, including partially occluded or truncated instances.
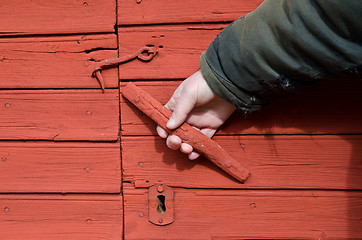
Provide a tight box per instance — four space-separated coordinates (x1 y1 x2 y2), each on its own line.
166 92 196 129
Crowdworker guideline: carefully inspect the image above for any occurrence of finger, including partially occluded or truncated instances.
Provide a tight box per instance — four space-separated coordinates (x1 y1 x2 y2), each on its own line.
180 143 193 154
166 89 196 130
188 151 201 160
200 128 217 139
156 125 168 139
166 135 182 150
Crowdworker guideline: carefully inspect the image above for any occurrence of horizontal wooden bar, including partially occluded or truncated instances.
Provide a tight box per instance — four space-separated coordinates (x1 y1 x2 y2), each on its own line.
124 184 362 239
0 142 120 193
0 194 122 240
118 24 226 80
122 135 362 189
117 0 263 25
120 80 362 135
0 34 118 89
0 0 116 36
0 90 119 141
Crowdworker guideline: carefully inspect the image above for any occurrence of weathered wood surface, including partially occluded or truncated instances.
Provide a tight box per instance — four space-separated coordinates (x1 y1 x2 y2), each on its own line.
0 194 122 240
121 81 362 135
0 90 119 141
0 142 120 193
118 24 227 80
0 0 116 36
122 135 362 189
124 184 362 239
0 34 118 89
118 0 263 25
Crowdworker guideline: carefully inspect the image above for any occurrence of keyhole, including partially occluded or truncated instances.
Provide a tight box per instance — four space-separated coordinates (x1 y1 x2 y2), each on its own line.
157 195 166 214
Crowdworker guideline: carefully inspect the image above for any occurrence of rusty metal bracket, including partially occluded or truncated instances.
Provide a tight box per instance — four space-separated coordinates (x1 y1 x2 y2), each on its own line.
92 45 159 92
148 184 174 226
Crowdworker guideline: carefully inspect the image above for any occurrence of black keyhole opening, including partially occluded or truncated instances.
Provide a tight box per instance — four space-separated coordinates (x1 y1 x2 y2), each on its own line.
157 195 166 214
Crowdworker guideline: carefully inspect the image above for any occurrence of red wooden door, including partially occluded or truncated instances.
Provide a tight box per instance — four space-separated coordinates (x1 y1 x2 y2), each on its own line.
1 1 361 239
0 1 122 239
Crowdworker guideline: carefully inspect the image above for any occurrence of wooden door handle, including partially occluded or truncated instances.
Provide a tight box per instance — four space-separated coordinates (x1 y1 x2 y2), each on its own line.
122 82 250 183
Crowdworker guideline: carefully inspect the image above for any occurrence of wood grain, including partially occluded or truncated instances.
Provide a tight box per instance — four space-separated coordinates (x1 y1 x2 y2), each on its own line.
124 184 362 239
0 142 120 193
122 135 362 189
0 0 116 36
0 34 118 89
118 24 226 80
0 90 119 141
117 0 263 25
0 194 122 240
120 81 362 135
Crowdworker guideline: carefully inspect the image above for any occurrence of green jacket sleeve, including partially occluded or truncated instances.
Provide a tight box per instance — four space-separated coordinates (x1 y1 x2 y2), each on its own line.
199 0 362 111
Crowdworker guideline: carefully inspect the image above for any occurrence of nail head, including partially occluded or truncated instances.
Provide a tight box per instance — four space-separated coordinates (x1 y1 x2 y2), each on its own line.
157 185 164 193
134 95 140 103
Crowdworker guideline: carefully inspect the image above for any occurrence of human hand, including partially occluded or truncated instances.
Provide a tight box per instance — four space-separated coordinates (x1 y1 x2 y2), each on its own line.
156 69 236 160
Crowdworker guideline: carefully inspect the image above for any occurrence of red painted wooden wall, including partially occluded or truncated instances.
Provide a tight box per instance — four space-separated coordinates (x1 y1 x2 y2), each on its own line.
1 0 361 239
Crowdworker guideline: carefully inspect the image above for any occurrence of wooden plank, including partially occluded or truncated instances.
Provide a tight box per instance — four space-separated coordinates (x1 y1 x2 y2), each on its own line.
0 34 118 89
118 0 263 25
0 90 119 141
0 0 116 36
124 185 362 239
0 142 120 193
118 24 227 80
120 81 362 135
0 194 122 240
122 135 362 189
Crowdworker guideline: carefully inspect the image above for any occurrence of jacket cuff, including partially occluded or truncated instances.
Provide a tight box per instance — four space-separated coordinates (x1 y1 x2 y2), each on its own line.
199 51 261 112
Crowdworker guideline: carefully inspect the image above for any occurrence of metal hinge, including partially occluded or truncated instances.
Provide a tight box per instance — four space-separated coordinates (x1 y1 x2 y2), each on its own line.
92 45 159 92
148 184 174 226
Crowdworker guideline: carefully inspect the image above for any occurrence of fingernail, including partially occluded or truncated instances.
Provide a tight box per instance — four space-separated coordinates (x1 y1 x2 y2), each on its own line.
189 152 200 160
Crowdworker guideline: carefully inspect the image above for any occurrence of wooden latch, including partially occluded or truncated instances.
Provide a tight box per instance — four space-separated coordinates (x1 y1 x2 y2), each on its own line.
122 82 250 183
148 184 174 226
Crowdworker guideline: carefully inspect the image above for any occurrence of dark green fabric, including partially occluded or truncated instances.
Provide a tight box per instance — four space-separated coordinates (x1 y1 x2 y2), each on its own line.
199 0 362 111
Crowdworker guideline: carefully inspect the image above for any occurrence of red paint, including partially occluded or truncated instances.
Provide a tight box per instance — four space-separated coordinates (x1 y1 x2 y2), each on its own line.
0 34 118 88
0 0 360 239
0 0 116 36
122 82 249 183
0 90 119 141
0 142 120 193
118 0 263 25
122 135 362 189
0 194 122 240
118 24 228 79
124 183 362 239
